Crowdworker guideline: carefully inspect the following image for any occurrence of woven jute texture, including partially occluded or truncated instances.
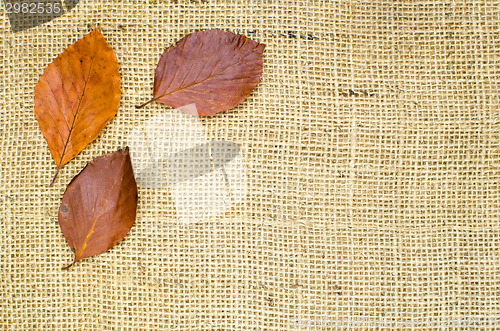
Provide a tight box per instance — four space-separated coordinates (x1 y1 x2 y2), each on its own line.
1 0 500 329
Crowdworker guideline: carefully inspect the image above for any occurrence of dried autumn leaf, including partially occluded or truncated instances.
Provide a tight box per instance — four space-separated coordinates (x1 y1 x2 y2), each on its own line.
136 29 265 116
34 28 121 185
58 148 138 270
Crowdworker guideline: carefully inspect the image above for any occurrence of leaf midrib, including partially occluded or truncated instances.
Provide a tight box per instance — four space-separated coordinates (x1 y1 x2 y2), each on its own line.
57 32 98 169
155 40 258 102
75 158 127 259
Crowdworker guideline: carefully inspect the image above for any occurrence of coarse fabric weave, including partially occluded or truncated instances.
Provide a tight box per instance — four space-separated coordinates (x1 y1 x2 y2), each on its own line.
1 0 500 329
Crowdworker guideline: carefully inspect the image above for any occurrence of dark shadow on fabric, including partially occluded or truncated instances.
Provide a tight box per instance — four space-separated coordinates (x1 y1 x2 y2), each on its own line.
64 0 79 11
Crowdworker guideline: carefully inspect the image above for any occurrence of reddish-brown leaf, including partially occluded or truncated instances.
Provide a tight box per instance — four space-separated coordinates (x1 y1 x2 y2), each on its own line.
34 28 121 185
136 29 265 116
58 148 138 270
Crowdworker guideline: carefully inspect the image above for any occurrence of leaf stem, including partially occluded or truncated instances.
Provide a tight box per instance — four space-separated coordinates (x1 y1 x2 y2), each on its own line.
135 97 158 109
50 167 61 187
62 259 76 270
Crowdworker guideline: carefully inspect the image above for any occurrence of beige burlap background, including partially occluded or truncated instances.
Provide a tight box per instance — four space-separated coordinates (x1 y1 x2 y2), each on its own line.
1 0 500 329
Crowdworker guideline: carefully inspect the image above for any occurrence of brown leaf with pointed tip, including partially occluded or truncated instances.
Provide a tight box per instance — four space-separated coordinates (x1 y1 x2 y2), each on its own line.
58 148 138 270
136 29 265 116
34 28 121 185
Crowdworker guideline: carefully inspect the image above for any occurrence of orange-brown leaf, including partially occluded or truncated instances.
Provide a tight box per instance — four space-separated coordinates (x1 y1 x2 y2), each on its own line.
136 29 265 116
34 28 121 185
58 148 138 269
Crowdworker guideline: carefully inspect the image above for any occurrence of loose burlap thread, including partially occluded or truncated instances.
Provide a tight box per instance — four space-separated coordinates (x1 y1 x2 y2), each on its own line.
1 0 500 329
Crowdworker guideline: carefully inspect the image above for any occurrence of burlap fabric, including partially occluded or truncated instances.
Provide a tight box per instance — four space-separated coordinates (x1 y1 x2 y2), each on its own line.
1 0 500 329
